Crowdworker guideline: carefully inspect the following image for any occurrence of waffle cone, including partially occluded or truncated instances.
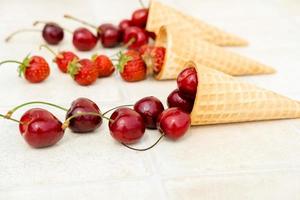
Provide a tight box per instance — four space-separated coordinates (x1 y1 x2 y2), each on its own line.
154 25 275 80
146 0 248 46
188 62 300 125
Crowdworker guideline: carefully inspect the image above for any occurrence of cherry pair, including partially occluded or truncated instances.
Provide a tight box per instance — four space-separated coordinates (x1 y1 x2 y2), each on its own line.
167 67 198 113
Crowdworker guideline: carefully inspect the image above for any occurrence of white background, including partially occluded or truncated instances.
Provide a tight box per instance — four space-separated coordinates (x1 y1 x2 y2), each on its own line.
0 0 300 199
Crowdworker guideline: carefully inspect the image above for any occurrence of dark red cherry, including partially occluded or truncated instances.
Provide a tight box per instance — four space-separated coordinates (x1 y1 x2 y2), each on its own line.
167 89 194 113
72 27 97 51
123 26 149 49
42 23 64 45
19 108 64 148
109 108 145 144
177 67 198 100
157 107 191 140
119 19 132 34
131 8 149 28
98 24 121 48
66 98 102 133
134 96 164 129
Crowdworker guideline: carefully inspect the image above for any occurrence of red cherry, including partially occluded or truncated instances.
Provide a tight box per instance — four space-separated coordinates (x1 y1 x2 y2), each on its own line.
5 22 65 45
123 26 149 49
177 67 198 99
98 24 121 48
19 108 64 148
134 96 165 129
167 89 194 113
146 31 156 40
66 98 102 133
42 23 64 45
131 8 149 28
118 19 132 34
157 107 191 140
109 108 145 144
73 28 97 51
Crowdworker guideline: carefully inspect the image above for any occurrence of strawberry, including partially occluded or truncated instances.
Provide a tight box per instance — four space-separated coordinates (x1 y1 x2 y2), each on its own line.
55 51 79 73
67 58 98 86
0 55 50 83
92 54 115 77
140 45 166 74
117 50 146 82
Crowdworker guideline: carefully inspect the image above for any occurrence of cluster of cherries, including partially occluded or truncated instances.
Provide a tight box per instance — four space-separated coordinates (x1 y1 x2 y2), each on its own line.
0 67 197 150
0 43 166 85
5 3 153 51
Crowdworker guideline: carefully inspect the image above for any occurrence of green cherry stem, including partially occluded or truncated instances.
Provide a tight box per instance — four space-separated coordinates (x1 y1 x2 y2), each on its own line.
33 21 73 34
63 14 98 30
138 0 146 8
39 44 63 59
5 29 41 42
102 104 134 116
0 113 23 124
62 112 112 130
0 60 23 66
122 133 165 151
6 101 68 118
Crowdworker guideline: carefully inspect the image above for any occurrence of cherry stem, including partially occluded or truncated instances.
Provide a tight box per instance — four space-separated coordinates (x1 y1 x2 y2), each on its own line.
0 113 22 124
102 104 134 116
33 21 73 34
5 29 41 42
39 44 60 58
63 14 98 30
122 133 165 151
62 112 112 130
6 101 68 119
123 37 136 49
139 0 146 8
0 60 23 66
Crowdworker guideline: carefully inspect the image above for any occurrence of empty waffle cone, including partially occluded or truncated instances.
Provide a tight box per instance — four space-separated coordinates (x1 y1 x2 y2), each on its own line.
154 25 275 80
146 0 248 46
188 62 300 125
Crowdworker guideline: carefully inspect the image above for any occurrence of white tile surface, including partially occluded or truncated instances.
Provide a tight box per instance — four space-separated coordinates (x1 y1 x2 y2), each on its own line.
0 0 300 199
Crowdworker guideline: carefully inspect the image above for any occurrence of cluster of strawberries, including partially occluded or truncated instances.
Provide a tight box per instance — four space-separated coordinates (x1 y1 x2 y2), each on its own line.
0 44 166 86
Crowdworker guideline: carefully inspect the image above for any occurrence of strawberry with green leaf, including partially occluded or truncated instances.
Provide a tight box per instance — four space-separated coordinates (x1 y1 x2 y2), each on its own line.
116 50 146 82
0 55 50 83
140 45 166 74
67 58 98 86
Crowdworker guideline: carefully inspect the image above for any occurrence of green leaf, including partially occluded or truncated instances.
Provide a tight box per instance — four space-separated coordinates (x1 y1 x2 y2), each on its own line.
116 52 132 73
18 55 31 77
67 58 79 78
91 54 98 61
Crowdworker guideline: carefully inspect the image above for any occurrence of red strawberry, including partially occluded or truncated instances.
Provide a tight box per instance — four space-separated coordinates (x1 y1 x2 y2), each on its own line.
0 55 50 83
67 58 98 86
117 50 146 82
141 45 166 74
55 51 78 73
92 54 115 77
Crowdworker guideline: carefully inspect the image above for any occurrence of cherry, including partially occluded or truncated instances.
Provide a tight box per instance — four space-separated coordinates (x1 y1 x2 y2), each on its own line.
167 89 194 113
5 21 65 45
64 15 121 48
177 67 198 100
19 108 64 148
118 19 132 34
131 8 149 28
73 28 98 51
0 55 50 83
41 23 64 45
157 107 191 140
66 98 102 133
134 96 164 129
109 107 145 144
123 26 149 49
40 45 78 73
97 23 122 47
